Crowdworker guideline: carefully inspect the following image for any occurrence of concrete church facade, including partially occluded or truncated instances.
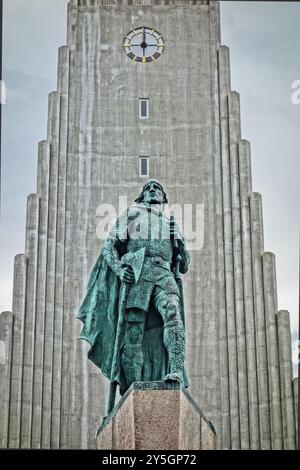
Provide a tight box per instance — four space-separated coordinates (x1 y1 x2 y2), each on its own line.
0 0 298 449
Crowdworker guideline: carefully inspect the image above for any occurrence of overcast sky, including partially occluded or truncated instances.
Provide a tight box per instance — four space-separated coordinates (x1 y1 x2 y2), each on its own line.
0 0 299 373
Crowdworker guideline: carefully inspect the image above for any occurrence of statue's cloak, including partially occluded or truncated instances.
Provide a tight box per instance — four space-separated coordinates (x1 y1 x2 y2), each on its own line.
76 246 189 393
76 253 121 381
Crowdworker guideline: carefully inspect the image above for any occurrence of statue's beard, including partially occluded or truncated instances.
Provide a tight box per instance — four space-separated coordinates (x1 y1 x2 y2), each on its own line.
147 196 162 204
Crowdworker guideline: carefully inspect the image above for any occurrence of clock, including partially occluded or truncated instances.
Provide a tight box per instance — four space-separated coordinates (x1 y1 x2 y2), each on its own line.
123 27 164 63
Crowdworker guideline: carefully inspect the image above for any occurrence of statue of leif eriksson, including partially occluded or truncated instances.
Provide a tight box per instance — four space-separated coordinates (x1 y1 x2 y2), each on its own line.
77 180 190 414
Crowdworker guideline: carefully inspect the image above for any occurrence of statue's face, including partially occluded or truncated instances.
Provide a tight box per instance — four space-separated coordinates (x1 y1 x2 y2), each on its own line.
142 181 164 205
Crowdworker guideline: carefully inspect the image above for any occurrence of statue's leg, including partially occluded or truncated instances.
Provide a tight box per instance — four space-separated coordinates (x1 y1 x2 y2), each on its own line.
153 287 185 384
121 309 145 389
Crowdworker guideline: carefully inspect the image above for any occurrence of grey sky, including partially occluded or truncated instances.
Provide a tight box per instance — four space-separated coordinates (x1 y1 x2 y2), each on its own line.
1 0 299 372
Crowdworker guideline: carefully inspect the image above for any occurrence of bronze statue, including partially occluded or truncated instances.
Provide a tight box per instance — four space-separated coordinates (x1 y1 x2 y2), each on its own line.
77 180 190 413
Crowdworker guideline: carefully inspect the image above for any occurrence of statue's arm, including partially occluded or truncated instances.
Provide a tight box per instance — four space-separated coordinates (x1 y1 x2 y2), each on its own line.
102 237 122 276
178 238 190 274
102 211 129 275
102 212 135 284
171 218 190 274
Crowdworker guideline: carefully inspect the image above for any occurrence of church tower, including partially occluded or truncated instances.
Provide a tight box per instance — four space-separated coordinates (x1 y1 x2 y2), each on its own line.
0 0 298 450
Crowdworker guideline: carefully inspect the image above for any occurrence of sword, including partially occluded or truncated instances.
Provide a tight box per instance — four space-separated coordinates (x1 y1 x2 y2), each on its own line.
170 215 181 277
170 216 185 327
107 281 129 415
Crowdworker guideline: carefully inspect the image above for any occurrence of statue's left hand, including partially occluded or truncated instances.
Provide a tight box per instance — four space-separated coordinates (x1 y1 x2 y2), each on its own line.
119 265 135 284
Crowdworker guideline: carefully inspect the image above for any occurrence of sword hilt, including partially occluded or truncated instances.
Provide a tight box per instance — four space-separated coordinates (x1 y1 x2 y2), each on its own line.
170 216 182 279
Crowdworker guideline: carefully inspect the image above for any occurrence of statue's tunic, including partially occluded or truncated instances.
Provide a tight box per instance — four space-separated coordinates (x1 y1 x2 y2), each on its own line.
103 204 189 313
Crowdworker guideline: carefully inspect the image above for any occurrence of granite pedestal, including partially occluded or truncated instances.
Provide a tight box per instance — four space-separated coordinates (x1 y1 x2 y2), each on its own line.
96 382 217 450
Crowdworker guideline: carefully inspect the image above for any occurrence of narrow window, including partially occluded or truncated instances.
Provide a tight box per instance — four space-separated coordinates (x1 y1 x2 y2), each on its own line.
139 157 149 177
139 98 149 119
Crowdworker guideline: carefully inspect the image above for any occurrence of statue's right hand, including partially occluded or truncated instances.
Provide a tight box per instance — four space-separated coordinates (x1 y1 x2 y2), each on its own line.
118 265 135 284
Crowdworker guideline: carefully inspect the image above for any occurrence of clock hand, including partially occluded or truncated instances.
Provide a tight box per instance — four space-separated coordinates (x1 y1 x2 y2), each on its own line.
143 27 146 44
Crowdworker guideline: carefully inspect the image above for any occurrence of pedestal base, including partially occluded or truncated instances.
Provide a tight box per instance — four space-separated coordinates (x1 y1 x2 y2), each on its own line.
96 382 217 450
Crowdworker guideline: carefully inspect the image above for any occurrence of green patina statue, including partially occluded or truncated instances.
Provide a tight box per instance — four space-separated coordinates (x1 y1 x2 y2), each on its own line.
77 180 190 414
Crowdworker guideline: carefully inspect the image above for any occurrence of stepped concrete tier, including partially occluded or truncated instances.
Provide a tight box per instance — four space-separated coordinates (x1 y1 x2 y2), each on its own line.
96 382 217 450
0 0 298 449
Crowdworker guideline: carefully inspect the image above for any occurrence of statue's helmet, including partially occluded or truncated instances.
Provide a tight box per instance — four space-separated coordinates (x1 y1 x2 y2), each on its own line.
134 179 168 204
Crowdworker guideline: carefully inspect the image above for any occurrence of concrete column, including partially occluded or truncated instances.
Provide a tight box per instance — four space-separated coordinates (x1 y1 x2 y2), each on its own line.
200 6 223 443
67 1 78 50
238 141 259 449
262 252 283 449
293 378 298 448
277 310 296 449
20 193 40 448
212 38 230 448
208 0 221 47
8 254 27 448
0 312 14 448
228 92 249 450
31 141 50 448
51 46 70 449
250 192 271 449
69 8 101 448
60 47 77 449
47 92 61 142
41 93 60 449
217 45 240 449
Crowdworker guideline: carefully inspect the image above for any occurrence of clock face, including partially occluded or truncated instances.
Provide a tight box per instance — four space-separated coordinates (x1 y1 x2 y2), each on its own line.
123 27 164 63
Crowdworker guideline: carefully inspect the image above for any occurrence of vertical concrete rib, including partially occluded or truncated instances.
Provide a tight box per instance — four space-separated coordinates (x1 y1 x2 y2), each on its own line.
0 312 14 448
250 192 271 449
51 46 70 449
50 46 69 448
41 92 60 448
217 45 240 449
292 378 298 448
277 310 296 449
8 254 27 448
31 140 51 448
238 141 259 449
262 252 283 449
71 8 100 448
215 42 230 450
228 92 249 449
20 193 40 448
206 2 222 444
211 14 229 447
60 44 77 449
67 1 78 50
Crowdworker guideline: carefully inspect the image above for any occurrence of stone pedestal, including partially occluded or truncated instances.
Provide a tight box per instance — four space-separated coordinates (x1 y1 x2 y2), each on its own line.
96 382 217 450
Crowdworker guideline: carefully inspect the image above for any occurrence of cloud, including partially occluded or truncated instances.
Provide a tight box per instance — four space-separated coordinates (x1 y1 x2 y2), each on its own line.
4 0 68 81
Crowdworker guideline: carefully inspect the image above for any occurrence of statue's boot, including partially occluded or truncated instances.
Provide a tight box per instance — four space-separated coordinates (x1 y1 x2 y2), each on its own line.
163 320 185 384
121 343 144 388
